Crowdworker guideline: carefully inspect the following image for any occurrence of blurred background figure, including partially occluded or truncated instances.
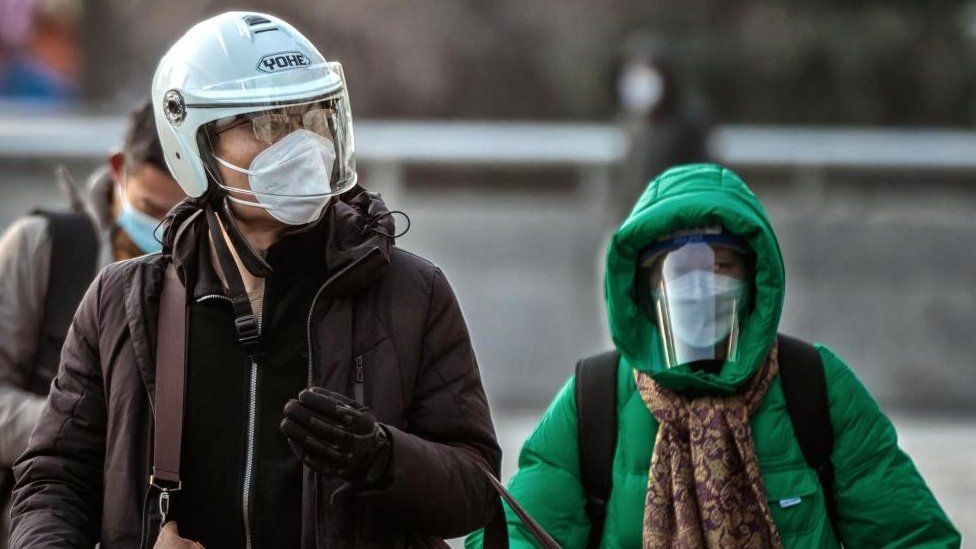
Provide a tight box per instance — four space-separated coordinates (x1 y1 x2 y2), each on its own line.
0 1 974 545
0 0 82 108
613 33 711 218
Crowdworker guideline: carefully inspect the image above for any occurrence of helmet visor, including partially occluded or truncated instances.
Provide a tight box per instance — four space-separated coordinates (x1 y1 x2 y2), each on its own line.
202 87 357 200
639 235 751 370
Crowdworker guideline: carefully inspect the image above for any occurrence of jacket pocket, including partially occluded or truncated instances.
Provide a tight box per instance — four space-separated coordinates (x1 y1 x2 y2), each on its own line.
351 338 402 424
761 466 822 538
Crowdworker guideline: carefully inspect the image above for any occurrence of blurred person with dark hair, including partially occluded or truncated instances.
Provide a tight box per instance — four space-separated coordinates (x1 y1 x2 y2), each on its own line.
467 164 959 548
0 99 182 544
9 11 502 548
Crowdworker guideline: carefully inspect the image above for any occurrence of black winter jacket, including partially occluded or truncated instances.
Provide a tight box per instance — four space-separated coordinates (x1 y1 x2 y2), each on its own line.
10 189 502 548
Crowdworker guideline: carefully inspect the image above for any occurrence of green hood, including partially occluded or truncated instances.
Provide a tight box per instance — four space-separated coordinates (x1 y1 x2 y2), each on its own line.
605 163 785 393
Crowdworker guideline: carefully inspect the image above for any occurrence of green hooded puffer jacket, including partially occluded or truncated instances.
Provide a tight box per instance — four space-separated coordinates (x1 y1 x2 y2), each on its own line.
467 164 959 548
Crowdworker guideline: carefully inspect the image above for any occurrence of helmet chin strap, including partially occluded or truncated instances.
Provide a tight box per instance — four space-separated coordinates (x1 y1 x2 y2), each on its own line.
208 195 273 278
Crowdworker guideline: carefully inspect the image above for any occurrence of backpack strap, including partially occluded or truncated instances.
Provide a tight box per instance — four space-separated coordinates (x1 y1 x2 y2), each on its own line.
575 350 620 549
777 333 839 537
30 210 99 395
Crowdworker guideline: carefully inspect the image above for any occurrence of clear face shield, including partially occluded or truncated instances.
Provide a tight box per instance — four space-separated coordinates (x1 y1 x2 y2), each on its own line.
638 233 753 370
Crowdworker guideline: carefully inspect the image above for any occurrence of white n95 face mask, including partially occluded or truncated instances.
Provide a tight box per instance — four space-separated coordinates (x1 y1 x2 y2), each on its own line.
214 129 338 225
660 271 747 348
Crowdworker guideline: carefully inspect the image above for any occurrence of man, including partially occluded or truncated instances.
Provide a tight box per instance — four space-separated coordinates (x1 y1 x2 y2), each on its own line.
10 11 501 548
467 163 959 548
0 99 182 539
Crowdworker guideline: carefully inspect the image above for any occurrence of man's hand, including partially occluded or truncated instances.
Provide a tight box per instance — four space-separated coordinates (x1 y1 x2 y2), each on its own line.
154 522 205 549
281 387 392 487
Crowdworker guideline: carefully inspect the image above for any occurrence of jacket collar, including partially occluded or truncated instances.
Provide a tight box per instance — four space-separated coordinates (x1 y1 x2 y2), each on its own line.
161 186 397 301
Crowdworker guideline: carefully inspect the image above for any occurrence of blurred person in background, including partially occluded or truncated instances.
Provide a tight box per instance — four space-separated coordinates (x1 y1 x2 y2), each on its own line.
0 99 182 545
9 11 502 548
614 34 710 220
467 163 959 548
0 0 82 106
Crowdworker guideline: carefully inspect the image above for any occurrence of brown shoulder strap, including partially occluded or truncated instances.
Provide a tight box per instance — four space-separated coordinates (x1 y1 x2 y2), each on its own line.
151 264 187 496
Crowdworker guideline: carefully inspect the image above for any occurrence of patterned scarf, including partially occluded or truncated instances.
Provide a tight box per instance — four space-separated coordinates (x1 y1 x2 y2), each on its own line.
635 343 782 549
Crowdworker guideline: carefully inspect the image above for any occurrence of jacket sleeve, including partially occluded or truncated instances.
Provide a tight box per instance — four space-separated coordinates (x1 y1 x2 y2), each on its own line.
820 345 961 548
9 271 107 548
358 267 502 538
466 376 592 549
0 217 50 465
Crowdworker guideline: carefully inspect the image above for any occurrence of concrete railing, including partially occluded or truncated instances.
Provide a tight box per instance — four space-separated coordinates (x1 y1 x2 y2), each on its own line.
4 111 975 171
708 125 976 172
5 112 976 218
0 114 626 163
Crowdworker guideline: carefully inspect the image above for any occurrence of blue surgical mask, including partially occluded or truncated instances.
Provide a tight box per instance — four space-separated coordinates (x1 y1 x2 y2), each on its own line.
117 193 164 254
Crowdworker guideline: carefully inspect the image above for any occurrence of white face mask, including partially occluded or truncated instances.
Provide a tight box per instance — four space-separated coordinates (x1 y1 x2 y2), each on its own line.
660 271 747 349
214 129 337 225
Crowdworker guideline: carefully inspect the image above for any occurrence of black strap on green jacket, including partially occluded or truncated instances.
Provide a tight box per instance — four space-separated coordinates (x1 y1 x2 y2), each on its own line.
29 210 99 395
575 350 619 549
575 334 837 548
776 333 839 540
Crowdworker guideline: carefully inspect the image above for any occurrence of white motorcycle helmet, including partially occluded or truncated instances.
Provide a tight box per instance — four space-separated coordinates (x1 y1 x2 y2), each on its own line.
151 11 357 200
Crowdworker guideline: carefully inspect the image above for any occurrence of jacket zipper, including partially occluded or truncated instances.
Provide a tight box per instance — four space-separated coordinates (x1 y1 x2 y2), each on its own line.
242 279 266 549
197 293 232 303
200 291 264 543
354 355 365 404
139 485 154 549
305 250 380 385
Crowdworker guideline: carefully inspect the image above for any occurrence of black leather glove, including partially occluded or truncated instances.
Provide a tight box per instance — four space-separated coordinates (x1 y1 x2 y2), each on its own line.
280 387 392 487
